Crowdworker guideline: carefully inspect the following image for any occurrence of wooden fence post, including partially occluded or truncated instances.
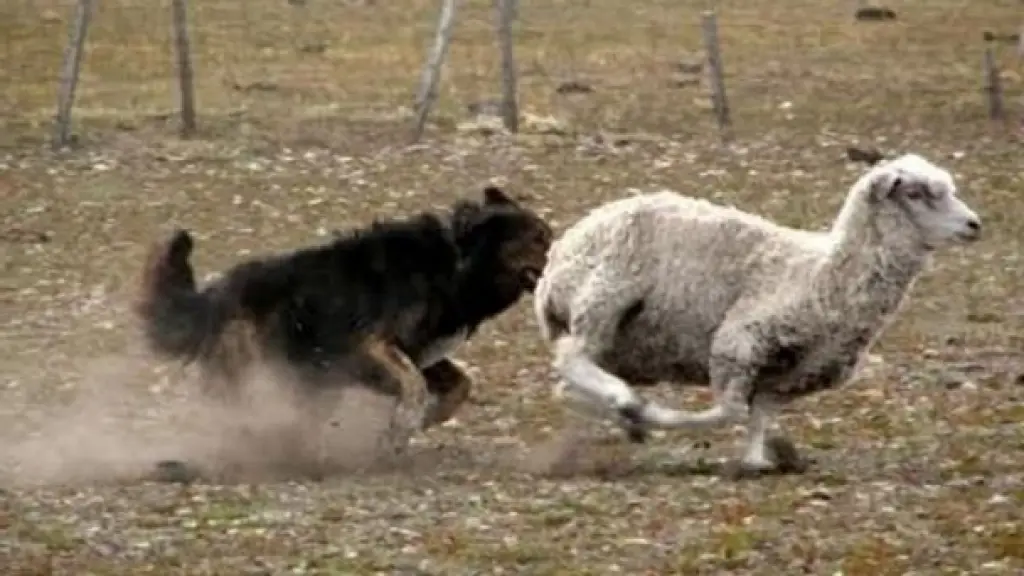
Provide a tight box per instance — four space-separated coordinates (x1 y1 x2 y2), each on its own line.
52 0 94 150
171 0 197 137
701 11 732 140
494 0 519 133
983 39 1004 120
413 0 459 142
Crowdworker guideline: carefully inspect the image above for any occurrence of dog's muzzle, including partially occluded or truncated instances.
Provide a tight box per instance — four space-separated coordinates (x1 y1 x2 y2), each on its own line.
521 268 542 292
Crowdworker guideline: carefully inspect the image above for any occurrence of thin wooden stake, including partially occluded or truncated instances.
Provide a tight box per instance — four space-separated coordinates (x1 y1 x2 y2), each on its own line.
983 42 1004 120
413 0 459 143
1018 26 1024 59
494 0 519 133
701 11 732 140
171 0 197 137
52 0 94 150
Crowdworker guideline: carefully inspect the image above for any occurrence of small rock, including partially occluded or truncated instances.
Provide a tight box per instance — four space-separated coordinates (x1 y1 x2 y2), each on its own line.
676 60 704 75
523 113 569 135
466 99 502 117
806 487 833 501
152 460 201 484
966 311 1003 324
457 116 507 136
941 372 966 389
846 145 884 165
298 42 327 54
855 6 897 21
668 74 701 88
987 493 1009 505
555 80 594 95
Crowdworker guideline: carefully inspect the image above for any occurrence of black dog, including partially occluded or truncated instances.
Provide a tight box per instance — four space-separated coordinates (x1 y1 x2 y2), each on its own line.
135 186 553 454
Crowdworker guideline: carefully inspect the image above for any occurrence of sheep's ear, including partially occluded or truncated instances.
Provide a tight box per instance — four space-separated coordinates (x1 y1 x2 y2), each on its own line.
483 186 517 206
869 170 902 203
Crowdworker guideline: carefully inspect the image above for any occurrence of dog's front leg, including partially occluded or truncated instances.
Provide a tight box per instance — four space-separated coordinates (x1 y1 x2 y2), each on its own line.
421 358 473 429
358 336 430 458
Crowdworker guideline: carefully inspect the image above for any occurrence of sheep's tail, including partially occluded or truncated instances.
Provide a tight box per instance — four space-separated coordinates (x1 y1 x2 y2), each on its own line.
134 229 222 361
533 278 569 343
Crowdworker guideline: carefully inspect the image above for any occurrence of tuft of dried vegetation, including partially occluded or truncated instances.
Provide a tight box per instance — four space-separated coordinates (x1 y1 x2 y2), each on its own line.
1 0 1022 574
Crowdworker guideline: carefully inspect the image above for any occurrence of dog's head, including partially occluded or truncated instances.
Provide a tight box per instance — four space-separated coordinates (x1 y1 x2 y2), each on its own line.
450 186 553 294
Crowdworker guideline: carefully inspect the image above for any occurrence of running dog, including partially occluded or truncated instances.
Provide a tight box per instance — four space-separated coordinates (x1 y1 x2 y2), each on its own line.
135 186 553 454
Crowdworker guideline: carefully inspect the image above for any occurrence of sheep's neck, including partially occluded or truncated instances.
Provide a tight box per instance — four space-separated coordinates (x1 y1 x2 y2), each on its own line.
815 216 927 329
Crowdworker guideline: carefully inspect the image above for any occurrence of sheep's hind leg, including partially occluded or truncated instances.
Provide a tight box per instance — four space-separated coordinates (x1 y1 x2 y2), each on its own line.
552 336 652 443
553 337 740 441
615 370 754 433
738 400 776 471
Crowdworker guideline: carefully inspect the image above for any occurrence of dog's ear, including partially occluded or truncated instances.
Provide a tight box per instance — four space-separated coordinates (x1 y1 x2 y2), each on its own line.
482 186 517 206
462 211 511 256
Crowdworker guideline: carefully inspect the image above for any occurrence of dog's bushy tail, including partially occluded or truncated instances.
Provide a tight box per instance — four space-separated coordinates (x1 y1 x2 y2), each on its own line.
135 229 221 361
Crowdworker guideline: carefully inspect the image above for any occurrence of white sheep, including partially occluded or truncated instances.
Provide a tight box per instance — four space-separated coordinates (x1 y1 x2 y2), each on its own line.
534 153 982 473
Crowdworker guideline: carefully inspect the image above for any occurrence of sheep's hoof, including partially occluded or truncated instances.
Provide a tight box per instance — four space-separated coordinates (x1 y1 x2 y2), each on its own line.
720 437 811 480
625 425 649 444
617 402 645 426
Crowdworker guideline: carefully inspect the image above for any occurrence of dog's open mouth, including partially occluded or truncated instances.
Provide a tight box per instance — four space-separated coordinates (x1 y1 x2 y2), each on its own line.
521 268 542 290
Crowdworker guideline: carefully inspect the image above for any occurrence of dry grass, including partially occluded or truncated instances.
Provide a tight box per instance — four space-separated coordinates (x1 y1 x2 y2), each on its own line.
2 0 1024 573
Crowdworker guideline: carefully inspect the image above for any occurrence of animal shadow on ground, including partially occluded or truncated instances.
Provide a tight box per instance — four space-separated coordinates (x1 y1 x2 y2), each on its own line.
518 423 815 482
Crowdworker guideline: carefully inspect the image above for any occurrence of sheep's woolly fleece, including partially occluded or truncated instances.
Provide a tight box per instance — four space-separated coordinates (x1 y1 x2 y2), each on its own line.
534 154 981 450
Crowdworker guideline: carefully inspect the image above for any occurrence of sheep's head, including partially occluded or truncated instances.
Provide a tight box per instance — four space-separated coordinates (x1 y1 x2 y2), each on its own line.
865 153 981 250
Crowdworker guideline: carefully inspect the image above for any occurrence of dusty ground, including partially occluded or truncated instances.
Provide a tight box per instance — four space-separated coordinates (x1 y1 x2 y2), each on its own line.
2 0 1023 574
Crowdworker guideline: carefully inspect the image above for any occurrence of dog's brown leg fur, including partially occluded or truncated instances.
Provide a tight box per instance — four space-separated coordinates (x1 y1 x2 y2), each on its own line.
422 359 473 429
358 335 430 455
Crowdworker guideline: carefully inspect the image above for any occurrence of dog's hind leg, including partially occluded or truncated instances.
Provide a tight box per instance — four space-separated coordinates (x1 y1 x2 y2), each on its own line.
421 358 473 429
196 318 259 403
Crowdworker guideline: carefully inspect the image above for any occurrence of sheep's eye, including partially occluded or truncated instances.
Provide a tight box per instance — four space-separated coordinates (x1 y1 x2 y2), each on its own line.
904 187 924 201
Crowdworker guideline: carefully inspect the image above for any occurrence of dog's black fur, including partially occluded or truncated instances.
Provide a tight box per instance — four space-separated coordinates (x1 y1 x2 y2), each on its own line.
135 186 553 441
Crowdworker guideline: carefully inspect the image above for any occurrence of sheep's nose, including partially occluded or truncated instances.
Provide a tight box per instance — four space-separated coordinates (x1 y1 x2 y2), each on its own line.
962 218 982 241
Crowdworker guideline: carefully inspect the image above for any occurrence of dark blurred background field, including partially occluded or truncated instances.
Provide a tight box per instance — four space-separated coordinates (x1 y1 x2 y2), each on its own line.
1 1 1023 574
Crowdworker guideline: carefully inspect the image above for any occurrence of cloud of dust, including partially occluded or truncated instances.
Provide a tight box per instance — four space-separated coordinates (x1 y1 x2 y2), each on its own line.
0 353 400 488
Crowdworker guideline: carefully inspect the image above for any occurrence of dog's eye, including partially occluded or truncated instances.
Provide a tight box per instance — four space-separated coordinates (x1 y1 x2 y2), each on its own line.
904 187 924 201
